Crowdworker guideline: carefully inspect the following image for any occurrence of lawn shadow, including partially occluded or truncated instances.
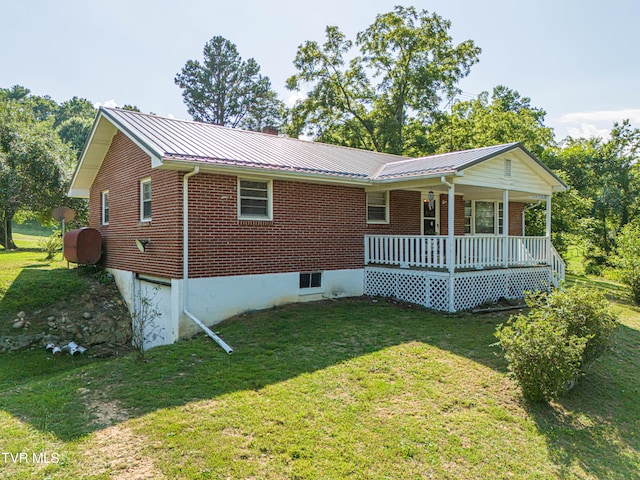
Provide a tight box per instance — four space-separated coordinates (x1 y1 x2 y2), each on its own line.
0 267 88 328
524 322 640 479
0 298 508 441
0 297 637 478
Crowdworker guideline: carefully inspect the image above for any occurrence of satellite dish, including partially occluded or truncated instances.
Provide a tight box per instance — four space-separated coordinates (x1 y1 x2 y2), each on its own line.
135 239 150 253
52 206 75 223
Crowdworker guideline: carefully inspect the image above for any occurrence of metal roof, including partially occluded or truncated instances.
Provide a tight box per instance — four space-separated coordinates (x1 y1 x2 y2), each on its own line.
68 108 566 197
375 143 520 179
102 107 408 179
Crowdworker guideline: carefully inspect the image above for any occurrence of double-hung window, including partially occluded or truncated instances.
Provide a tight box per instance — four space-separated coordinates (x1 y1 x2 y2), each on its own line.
366 191 389 223
466 200 504 235
140 178 152 222
238 179 272 220
101 190 109 225
475 201 496 234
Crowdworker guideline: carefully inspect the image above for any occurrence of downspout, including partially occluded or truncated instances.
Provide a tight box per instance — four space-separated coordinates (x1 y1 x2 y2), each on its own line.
183 166 234 354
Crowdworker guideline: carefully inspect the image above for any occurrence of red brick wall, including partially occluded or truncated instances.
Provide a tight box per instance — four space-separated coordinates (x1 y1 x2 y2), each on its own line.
89 132 183 278
187 176 422 278
366 190 421 235
439 194 466 235
509 202 525 236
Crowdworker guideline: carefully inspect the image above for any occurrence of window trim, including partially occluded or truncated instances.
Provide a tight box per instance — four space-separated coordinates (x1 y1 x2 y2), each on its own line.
237 178 273 221
366 191 389 224
464 200 472 235
465 200 505 235
299 271 324 295
140 177 152 222
101 190 109 225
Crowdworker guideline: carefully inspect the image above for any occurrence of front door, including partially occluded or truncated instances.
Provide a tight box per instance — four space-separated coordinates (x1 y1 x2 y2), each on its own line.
422 194 439 235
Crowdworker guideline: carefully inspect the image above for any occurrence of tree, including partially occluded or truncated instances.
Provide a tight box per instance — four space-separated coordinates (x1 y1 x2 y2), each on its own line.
545 122 640 261
285 6 480 154
53 97 96 156
427 86 555 156
175 36 283 130
0 98 74 249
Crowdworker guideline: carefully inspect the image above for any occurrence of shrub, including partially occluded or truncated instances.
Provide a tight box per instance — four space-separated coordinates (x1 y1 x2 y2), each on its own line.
495 313 587 401
38 232 62 260
495 286 619 402
529 287 618 370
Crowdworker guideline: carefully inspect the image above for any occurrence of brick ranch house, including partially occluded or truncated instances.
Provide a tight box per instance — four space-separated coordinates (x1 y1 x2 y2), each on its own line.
69 107 567 349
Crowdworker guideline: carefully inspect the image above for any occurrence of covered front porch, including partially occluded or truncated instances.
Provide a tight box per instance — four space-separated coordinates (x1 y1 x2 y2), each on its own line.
362 144 567 312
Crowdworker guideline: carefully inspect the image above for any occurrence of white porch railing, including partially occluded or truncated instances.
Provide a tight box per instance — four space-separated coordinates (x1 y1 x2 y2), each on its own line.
364 235 447 269
364 235 553 270
550 243 566 287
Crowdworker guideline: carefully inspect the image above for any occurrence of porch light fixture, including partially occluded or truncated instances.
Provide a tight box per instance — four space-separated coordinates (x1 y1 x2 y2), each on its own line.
427 191 435 209
135 238 150 253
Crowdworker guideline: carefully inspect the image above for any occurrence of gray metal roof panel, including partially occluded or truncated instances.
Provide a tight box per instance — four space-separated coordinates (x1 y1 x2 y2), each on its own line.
99 109 566 189
101 108 408 178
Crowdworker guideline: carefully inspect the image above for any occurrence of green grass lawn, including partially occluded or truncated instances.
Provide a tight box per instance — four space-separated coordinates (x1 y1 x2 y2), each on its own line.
0 236 638 479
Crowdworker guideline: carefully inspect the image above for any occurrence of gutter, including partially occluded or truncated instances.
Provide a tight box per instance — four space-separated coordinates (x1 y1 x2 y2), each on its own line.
183 166 233 354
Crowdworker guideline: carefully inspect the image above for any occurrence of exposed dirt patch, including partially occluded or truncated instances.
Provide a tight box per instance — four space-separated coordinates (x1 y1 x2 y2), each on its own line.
80 423 166 480
77 387 131 427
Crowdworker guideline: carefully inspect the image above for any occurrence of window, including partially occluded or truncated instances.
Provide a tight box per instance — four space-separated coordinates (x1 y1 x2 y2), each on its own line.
475 201 495 234
101 190 109 225
467 200 505 235
140 178 152 221
367 191 388 223
464 200 472 234
300 272 322 289
238 179 271 219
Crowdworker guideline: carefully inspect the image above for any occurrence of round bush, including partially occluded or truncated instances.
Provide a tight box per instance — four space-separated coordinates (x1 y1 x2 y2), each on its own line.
495 286 618 402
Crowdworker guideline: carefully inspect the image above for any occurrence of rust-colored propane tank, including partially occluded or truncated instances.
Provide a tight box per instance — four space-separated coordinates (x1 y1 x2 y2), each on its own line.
63 228 102 265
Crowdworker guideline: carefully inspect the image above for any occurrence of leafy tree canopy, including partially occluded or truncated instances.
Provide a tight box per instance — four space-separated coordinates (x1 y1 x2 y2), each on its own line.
0 86 92 248
285 6 480 154
175 36 283 130
427 85 555 156
0 101 73 248
543 121 640 258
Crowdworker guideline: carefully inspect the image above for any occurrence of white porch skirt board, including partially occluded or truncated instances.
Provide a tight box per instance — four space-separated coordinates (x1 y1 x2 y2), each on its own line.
364 266 552 312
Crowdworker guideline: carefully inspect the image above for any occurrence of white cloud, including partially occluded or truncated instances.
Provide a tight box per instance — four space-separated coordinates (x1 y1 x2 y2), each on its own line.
565 123 611 140
555 108 640 140
559 109 640 124
93 99 119 109
167 113 175 119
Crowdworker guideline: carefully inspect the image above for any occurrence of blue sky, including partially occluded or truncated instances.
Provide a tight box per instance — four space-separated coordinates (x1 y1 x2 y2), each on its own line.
2 0 638 140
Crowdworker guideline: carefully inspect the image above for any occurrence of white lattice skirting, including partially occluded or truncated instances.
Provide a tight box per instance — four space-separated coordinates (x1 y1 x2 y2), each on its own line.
364 266 551 312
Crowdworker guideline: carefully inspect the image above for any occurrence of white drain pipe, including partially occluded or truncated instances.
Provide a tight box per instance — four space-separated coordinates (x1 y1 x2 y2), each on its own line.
183 166 233 354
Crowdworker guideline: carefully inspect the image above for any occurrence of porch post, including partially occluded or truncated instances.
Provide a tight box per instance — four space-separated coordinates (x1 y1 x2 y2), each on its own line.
503 189 509 268
447 182 455 312
545 194 552 265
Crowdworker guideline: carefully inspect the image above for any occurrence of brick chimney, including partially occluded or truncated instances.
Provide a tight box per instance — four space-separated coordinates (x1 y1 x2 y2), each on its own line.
262 126 278 135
